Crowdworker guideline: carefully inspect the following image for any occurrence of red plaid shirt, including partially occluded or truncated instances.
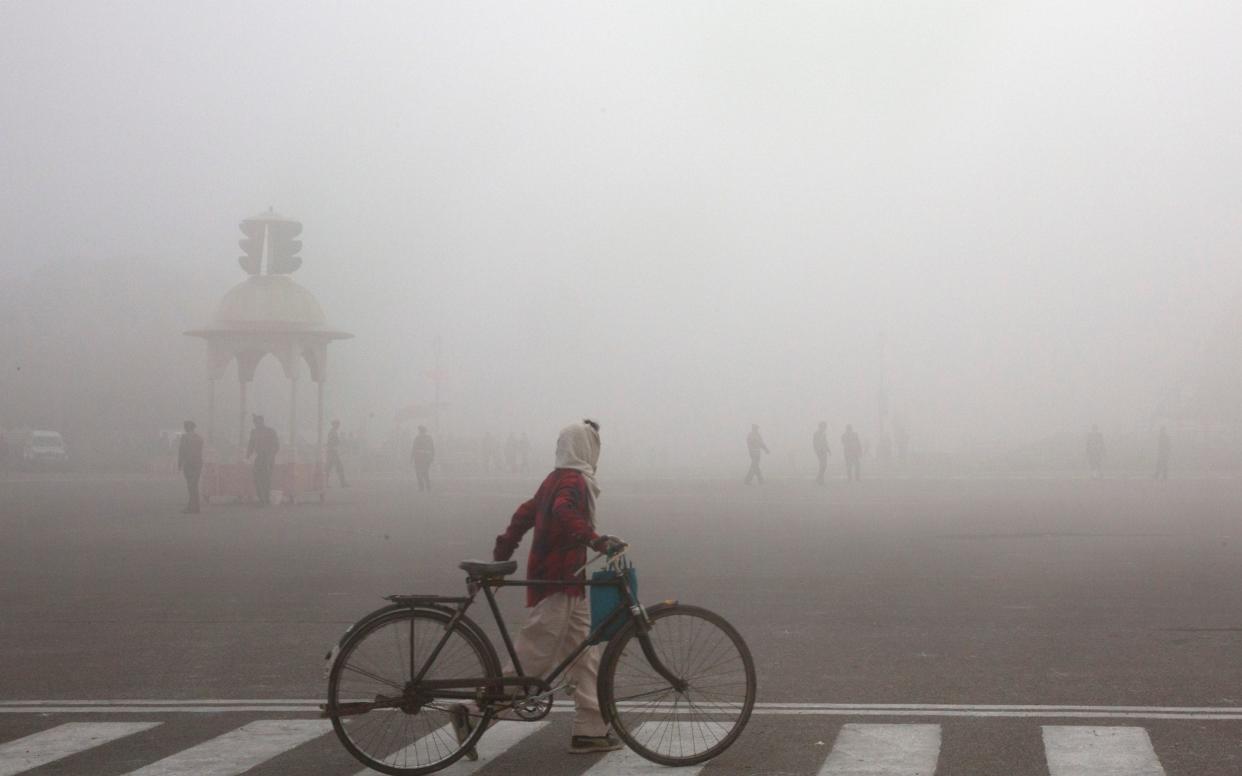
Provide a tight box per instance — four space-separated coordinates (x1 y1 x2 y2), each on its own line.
493 469 604 607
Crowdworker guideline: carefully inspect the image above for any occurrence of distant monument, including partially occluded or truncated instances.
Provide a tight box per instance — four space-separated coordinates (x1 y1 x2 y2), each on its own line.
185 209 352 503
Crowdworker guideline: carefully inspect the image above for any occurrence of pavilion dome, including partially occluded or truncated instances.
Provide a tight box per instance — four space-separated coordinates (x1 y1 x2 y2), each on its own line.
214 274 328 330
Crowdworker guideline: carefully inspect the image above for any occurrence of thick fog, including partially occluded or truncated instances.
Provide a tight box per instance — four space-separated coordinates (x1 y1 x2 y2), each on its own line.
3 1 1242 475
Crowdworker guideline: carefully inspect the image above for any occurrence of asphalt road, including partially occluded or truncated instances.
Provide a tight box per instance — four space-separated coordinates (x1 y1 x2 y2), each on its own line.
3 472 1242 773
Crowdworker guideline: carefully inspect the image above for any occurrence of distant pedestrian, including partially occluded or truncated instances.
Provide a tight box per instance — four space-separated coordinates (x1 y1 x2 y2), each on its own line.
1086 425 1105 479
1153 425 1171 480
325 419 349 488
246 414 280 506
177 420 204 514
744 424 769 485
812 421 831 485
842 424 862 481
412 425 436 492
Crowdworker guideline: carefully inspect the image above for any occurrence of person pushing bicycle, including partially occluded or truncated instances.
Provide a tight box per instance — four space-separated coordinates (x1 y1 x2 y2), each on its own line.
452 419 627 756
325 417 756 773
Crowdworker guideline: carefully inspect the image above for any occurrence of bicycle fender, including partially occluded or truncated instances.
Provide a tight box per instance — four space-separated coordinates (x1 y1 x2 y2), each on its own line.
600 599 679 649
323 603 408 678
324 602 502 685
638 600 679 627
322 602 468 678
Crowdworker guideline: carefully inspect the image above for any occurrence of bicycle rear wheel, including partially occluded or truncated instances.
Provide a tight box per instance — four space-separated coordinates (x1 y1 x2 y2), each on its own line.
327 607 500 775
599 603 756 766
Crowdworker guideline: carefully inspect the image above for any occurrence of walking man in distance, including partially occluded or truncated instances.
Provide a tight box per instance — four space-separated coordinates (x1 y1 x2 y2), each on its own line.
842 424 862 482
411 425 435 492
812 421 831 485
325 419 349 488
744 424 769 485
177 420 204 514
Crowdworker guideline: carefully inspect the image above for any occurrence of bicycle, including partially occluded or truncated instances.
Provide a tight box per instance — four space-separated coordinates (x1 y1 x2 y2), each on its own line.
322 547 756 774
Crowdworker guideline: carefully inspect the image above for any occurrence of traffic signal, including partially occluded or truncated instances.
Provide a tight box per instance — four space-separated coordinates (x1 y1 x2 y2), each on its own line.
267 220 303 274
238 220 266 275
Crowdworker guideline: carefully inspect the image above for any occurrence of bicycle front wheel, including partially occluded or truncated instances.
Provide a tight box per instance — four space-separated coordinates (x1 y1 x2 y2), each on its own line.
327 607 500 776
599 603 756 766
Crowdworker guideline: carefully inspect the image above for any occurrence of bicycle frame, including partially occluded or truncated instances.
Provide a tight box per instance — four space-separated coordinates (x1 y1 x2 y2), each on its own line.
385 567 685 708
476 575 634 687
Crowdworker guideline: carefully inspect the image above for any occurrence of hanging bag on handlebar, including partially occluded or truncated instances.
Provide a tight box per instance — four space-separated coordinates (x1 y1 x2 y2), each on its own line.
589 556 637 641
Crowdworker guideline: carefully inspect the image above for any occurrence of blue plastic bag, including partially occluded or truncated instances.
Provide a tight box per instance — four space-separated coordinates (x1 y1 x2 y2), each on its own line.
589 561 637 641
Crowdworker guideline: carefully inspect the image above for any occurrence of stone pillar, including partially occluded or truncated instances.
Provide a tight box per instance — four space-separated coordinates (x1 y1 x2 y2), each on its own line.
206 378 216 454
238 380 248 460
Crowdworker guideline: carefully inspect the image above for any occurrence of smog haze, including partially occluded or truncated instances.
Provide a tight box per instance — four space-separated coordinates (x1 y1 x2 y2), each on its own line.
3 1 1241 474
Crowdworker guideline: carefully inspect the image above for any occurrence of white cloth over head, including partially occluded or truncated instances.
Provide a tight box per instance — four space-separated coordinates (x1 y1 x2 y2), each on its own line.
555 421 602 518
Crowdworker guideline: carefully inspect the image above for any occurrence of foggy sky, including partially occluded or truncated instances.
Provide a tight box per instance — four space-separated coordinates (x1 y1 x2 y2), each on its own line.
3 1 1242 471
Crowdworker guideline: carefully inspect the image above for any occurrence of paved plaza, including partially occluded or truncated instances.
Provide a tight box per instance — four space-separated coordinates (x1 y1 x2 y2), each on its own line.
3 474 1242 773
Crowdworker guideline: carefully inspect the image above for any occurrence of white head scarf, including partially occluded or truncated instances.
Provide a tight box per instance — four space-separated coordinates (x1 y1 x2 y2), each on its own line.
555 421 602 516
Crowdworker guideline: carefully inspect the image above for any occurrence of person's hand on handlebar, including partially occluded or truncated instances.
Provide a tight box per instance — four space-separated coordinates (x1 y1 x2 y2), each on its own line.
593 534 628 555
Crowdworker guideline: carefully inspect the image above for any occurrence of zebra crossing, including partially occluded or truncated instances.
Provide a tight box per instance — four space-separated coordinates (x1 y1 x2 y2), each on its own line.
0 723 159 776
0 714 1198 774
123 720 330 776
818 723 941 776
1041 726 1166 776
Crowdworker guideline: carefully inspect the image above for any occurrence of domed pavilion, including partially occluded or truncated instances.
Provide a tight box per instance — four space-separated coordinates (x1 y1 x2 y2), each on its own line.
185 209 352 503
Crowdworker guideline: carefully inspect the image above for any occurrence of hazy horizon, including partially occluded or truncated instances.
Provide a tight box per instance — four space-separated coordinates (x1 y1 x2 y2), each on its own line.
4 1 1242 473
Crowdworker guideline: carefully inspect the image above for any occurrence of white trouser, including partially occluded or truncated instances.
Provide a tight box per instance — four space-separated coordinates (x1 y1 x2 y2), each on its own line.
503 592 607 737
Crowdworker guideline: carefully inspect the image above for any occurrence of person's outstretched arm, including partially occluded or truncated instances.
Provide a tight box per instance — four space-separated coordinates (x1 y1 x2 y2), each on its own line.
494 498 536 561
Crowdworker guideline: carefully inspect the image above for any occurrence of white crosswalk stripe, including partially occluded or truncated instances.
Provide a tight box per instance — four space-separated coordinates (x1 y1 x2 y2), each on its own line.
0 717 1189 774
818 723 941 776
583 723 708 776
351 719 549 775
0 722 159 776
1043 725 1167 776
122 719 330 775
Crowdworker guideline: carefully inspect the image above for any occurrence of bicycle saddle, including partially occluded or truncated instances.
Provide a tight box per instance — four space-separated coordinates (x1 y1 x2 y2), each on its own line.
459 559 518 578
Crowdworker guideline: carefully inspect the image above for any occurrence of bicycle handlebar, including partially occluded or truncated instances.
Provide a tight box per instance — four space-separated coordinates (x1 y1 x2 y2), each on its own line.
575 540 629 576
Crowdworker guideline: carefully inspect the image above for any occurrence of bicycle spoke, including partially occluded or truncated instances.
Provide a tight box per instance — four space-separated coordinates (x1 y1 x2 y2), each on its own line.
341 662 404 692
613 686 682 703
